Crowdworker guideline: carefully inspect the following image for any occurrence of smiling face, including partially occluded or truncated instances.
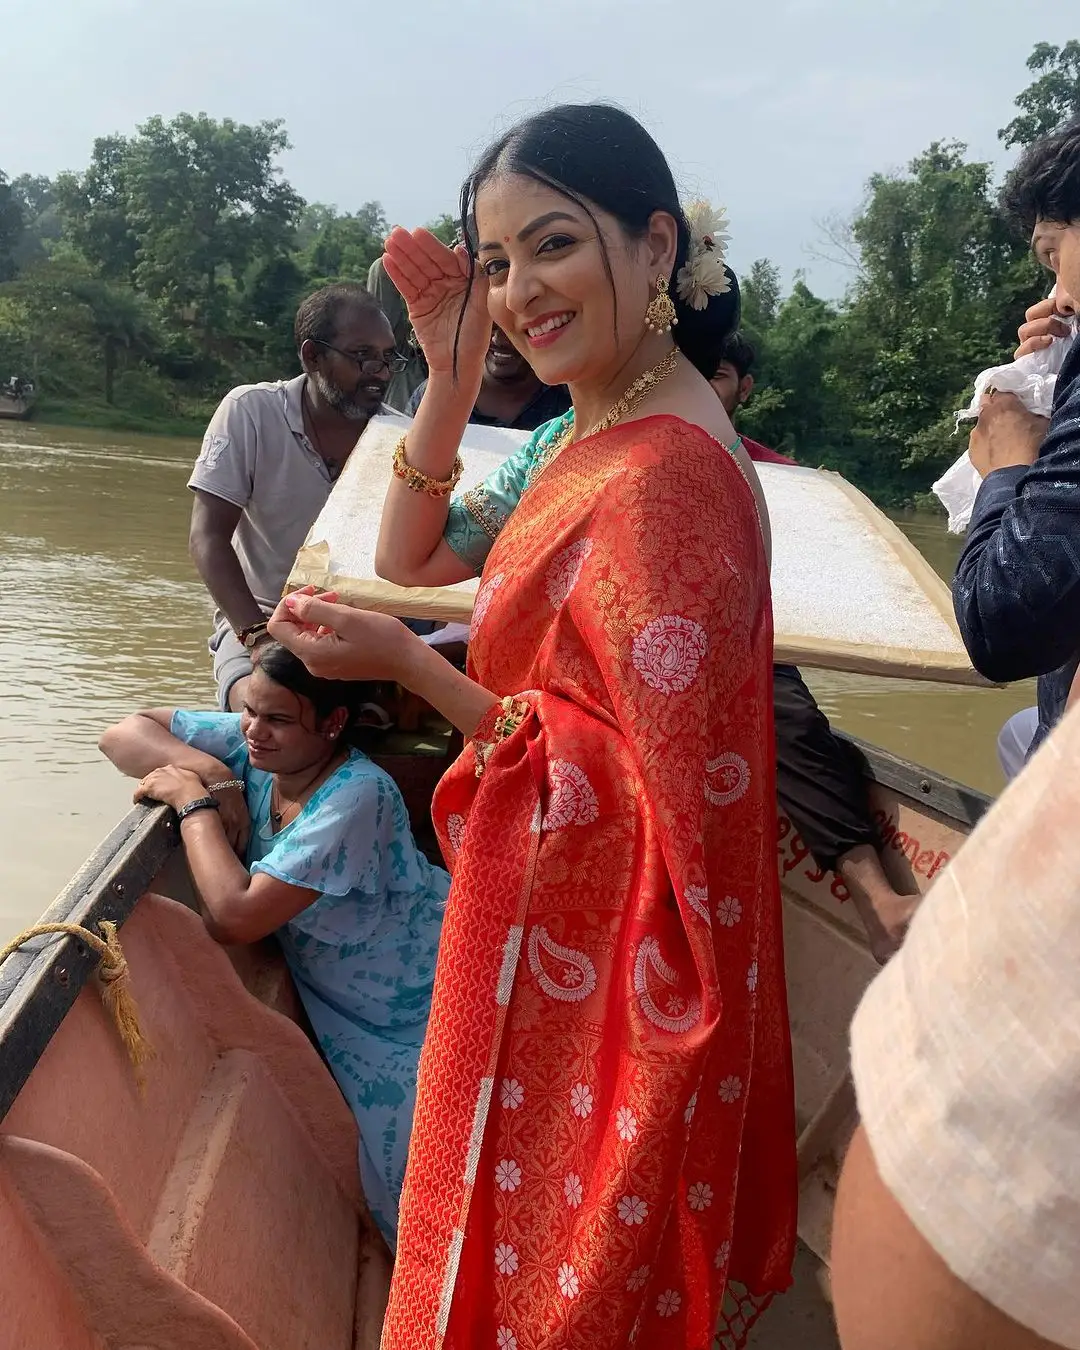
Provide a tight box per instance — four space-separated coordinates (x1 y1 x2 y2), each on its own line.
1032 219 1080 313
484 326 533 384
239 668 345 775
473 174 675 388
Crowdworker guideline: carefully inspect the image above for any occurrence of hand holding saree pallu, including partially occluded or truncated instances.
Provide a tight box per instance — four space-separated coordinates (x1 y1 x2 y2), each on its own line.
383 415 797 1350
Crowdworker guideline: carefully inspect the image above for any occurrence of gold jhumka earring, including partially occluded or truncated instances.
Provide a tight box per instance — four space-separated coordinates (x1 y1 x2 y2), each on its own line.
643 274 678 334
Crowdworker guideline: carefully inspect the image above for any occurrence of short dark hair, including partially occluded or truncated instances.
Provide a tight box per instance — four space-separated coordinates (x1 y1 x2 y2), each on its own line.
294 283 386 353
457 103 740 377
255 641 390 751
1000 115 1080 233
707 331 756 382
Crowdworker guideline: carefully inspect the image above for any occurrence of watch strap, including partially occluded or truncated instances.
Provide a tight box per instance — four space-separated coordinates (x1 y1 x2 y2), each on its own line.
236 621 269 649
176 796 222 823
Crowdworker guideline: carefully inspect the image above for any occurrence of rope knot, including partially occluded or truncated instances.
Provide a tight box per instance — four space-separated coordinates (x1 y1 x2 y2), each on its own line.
96 920 128 985
0 918 154 1088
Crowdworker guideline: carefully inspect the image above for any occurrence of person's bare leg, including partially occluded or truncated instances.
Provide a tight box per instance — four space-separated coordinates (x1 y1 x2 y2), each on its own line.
839 844 920 963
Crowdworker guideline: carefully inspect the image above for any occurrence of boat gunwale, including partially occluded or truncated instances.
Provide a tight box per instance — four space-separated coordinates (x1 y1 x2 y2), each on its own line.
840 732 991 830
0 803 176 1122
0 742 992 1127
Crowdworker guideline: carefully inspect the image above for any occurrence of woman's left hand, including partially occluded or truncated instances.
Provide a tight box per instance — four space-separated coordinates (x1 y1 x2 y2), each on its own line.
135 765 209 813
268 588 416 683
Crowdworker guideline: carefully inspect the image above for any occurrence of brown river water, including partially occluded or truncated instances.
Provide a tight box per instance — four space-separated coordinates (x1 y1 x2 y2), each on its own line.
0 420 1035 941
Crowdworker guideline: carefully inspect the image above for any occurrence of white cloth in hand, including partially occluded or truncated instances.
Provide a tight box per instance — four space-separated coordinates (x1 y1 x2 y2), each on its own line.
933 306 1078 534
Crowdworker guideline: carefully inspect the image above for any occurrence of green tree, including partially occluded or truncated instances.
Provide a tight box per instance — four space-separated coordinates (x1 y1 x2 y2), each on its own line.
832 141 1043 495
425 213 458 247
67 275 160 404
2 261 160 404
1000 40 1080 147
57 115 303 340
127 115 303 332
234 253 308 373
740 258 782 337
10 174 60 270
737 280 848 465
0 172 24 282
55 136 139 281
300 208 385 285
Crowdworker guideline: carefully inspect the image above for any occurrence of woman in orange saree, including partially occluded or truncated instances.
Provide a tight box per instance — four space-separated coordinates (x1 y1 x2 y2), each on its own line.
269 104 797 1350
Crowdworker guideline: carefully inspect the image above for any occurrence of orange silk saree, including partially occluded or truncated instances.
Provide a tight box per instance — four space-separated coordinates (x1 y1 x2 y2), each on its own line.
383 416 797 1350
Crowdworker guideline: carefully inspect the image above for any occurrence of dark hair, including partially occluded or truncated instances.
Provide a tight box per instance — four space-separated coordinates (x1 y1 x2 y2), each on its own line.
294 283 386 354
457 103 740 376
704 330 756 383
255 641 390 751
1000 115 1080 233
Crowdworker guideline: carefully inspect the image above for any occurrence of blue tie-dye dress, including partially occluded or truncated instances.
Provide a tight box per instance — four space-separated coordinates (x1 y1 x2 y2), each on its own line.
170 710 449 1247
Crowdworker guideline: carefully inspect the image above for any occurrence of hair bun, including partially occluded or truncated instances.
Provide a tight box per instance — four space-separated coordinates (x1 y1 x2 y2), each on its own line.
673 267 741 380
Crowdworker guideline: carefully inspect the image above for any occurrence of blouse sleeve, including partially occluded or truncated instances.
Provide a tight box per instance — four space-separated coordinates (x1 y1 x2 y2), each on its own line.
443 413 571 576
251 759 402 899
169 710 250 779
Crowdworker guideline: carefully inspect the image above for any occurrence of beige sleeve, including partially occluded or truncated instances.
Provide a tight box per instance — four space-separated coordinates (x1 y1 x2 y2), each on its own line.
851 702 1080 1350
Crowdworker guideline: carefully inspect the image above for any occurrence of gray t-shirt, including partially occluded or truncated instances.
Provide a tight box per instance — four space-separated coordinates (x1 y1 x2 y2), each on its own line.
188 374 388 640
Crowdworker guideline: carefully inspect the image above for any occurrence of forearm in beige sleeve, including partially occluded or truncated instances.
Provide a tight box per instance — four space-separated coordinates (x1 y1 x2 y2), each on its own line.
851 701 1080 1350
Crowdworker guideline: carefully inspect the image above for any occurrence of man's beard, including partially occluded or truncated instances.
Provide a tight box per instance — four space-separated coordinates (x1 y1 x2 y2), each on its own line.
313 371 381 421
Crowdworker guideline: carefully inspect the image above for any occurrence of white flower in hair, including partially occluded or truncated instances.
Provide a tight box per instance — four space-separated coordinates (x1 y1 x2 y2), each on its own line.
676 199 732 310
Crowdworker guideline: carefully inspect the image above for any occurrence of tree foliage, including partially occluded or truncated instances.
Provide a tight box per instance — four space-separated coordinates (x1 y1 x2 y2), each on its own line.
0 172 24 283
732 44 1077 503
0 45 1077 475
1000 40 1080 147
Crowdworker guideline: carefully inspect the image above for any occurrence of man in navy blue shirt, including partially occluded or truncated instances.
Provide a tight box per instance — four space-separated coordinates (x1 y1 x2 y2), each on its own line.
954 116 1080 763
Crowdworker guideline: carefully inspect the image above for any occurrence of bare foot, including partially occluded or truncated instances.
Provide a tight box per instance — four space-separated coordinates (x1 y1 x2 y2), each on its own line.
838 845 922 963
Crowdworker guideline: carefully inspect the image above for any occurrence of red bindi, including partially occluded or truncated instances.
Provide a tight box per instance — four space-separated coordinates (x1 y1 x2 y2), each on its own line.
503 235 510 243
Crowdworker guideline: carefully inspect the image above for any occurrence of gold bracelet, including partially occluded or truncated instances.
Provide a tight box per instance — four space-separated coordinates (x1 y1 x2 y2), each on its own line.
474 696 531 778
493 695 530 742
392 435 464 498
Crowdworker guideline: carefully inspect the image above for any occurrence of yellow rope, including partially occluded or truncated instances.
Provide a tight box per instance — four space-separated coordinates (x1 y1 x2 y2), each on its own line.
0 920 154 1086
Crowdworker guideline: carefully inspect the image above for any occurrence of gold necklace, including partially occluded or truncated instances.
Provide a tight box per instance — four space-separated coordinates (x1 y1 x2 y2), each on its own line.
526 347 680 487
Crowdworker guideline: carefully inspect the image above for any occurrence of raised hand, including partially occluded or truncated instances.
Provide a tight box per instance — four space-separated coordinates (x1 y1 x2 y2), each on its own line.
968 389 1048 477
1014 294 1074 358
382 227 491 380
268 591 416 684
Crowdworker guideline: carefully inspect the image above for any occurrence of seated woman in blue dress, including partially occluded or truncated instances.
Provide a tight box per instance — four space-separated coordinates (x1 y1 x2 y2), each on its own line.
98 641 449 1248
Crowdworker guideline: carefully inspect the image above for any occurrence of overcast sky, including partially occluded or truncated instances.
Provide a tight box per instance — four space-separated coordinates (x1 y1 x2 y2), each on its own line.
1 0 1076 297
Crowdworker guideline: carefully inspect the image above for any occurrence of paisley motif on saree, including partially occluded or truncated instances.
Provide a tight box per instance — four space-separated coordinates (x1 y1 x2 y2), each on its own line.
382 416 797 1350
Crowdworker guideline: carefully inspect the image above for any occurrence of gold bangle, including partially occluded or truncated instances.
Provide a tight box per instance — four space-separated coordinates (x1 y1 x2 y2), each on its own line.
493 695 529 742
392 435 464 497
474 696 530 778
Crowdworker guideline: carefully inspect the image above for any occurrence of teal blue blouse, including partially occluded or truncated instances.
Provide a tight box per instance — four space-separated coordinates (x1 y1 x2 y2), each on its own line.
443 411 573 575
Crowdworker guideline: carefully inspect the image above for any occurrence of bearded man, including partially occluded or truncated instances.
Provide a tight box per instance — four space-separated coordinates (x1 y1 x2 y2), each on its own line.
188 283 398 710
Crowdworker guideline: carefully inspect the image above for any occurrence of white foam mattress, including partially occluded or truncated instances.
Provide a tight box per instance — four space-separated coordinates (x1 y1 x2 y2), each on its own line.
288 414 980 684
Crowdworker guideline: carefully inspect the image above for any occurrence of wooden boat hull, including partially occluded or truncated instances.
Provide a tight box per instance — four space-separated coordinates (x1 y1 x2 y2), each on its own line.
0 739 987 1348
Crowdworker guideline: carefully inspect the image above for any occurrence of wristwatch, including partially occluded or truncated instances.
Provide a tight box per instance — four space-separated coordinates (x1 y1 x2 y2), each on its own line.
175 796 222 823
237 621 269 650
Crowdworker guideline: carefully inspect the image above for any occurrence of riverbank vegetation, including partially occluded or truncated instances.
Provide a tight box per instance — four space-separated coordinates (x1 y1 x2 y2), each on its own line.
1 41 1077 498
